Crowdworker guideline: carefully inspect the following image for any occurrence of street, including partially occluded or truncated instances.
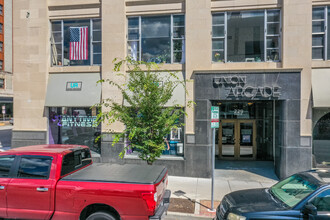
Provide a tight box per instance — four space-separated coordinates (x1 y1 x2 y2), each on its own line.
0 125 12 149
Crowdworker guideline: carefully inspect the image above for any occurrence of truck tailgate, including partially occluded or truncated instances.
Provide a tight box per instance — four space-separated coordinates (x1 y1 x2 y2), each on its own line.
61 163 167 185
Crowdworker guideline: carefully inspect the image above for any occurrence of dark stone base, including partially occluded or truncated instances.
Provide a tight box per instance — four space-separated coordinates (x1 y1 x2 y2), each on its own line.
11 131 47 148
100 134 212 178
275 144 312 179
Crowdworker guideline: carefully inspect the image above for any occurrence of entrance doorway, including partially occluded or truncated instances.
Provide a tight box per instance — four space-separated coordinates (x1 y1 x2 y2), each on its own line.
219 119 256 160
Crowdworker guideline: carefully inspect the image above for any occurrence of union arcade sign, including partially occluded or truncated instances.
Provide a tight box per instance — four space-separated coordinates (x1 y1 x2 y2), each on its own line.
213 75 282 99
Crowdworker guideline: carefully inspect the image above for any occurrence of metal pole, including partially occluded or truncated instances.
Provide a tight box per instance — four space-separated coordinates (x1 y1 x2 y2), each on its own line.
211 127 215 211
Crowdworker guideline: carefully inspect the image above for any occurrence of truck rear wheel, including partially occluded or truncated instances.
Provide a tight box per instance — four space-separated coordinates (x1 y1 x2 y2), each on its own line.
86 211 117 220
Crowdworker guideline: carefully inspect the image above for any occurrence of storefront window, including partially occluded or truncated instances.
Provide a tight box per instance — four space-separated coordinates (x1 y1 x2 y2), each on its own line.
126 113 184 157
313 112 330 167
49 107 101 154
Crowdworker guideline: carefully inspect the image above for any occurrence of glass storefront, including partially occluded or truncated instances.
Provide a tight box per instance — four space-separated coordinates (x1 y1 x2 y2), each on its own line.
48 107 101 154
313 112 330 168
126 114 185 157
212 101 274 160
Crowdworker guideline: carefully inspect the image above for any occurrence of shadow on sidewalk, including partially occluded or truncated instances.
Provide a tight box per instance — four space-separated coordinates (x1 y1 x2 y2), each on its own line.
214 160 279 181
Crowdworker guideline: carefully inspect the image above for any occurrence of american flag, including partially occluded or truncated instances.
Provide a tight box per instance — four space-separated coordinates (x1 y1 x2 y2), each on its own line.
69 27 88 60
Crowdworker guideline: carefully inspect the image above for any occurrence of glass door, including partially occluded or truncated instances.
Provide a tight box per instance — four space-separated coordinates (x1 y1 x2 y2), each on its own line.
238 120 256 160
219 119 256 160
219 120 236 159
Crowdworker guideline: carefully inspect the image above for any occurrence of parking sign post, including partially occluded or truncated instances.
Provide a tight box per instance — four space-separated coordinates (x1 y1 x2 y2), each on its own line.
209 106 219 212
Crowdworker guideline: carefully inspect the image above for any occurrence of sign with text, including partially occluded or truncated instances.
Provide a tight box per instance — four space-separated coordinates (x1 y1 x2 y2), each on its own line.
61 116 97 128
211 106 219 128
66 82 82 91
213 75 282 99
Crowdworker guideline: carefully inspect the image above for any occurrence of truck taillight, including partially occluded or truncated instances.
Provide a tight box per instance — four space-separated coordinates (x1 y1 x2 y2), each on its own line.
141 192 157 212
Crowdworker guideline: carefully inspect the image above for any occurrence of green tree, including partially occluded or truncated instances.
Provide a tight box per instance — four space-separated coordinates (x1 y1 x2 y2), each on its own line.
96 57 192 165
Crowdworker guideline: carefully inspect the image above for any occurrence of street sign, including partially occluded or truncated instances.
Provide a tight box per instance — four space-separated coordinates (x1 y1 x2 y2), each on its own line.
209 106 220 212
211 106 219 128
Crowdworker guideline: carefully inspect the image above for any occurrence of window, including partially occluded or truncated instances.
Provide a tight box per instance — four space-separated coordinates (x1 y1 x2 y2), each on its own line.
311 189 330 212
212 9 281 62
270 174 318 208
0 60 3 70
0 79 4 89
312 7 327 59
17 157 52 179
127 15 185 64
0 42 3 52
51 19 102 66
61 149 92 176
0 5 3 16
49 107 101 154
92 19 101 65
0 23 3 34
0 156 14 177
126 113 185 156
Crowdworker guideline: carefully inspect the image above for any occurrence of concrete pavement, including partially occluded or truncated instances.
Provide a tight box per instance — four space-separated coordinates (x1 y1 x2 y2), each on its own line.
166 161 278 219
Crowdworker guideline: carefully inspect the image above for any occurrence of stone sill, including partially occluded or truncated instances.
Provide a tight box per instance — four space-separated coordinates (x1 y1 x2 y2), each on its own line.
49 66 101 73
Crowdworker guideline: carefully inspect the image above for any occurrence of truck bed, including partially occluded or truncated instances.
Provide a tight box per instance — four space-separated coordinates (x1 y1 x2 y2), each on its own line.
61 163 167 185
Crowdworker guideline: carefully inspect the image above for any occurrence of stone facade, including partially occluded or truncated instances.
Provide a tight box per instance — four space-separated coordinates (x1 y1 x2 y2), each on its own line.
13 0 330 179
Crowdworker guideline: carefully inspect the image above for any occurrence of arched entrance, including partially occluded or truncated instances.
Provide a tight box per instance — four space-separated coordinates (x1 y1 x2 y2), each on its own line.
313 112 330 168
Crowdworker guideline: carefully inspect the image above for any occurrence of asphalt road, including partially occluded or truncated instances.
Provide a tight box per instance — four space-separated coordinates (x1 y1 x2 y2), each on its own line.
0 125 12 149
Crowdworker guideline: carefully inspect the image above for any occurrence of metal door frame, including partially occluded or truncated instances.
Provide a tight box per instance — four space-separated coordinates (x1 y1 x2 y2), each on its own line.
218 119 256 160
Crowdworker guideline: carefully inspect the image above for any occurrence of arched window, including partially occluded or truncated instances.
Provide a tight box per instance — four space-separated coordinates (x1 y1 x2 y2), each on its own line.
313 113 330 167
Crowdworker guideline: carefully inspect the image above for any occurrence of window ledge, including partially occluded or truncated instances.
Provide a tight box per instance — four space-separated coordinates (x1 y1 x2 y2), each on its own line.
135 63 184 71
211 61 282 70
312 60 330 68
125 154 184 161
49 65 101 73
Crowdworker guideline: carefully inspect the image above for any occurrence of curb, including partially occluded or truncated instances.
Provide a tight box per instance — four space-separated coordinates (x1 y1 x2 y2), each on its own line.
167 211 213 219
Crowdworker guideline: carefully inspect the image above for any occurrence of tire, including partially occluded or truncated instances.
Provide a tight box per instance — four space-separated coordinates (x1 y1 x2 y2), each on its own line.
86 211 117 220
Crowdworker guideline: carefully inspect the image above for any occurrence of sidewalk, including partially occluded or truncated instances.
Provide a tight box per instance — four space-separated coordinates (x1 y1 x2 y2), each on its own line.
166 161 278 219
0 121 11 127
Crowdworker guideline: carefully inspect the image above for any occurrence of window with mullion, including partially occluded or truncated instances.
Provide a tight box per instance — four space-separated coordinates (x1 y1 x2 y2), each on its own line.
212 13 225 62
172 15 185 63
50 19 102 66
127 15 185 64
212 9 281 63
92 19 102 65
312 7 326 60
51 21 63 66
128 17 140 61
266 10 281 61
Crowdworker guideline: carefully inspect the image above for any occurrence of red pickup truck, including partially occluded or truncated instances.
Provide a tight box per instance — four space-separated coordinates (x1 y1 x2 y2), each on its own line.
0 144 170 220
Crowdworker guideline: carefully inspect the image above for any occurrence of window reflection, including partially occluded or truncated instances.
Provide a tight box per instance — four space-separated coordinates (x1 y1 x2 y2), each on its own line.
313 112 330 167
49 107 101 154
128 15 185 64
